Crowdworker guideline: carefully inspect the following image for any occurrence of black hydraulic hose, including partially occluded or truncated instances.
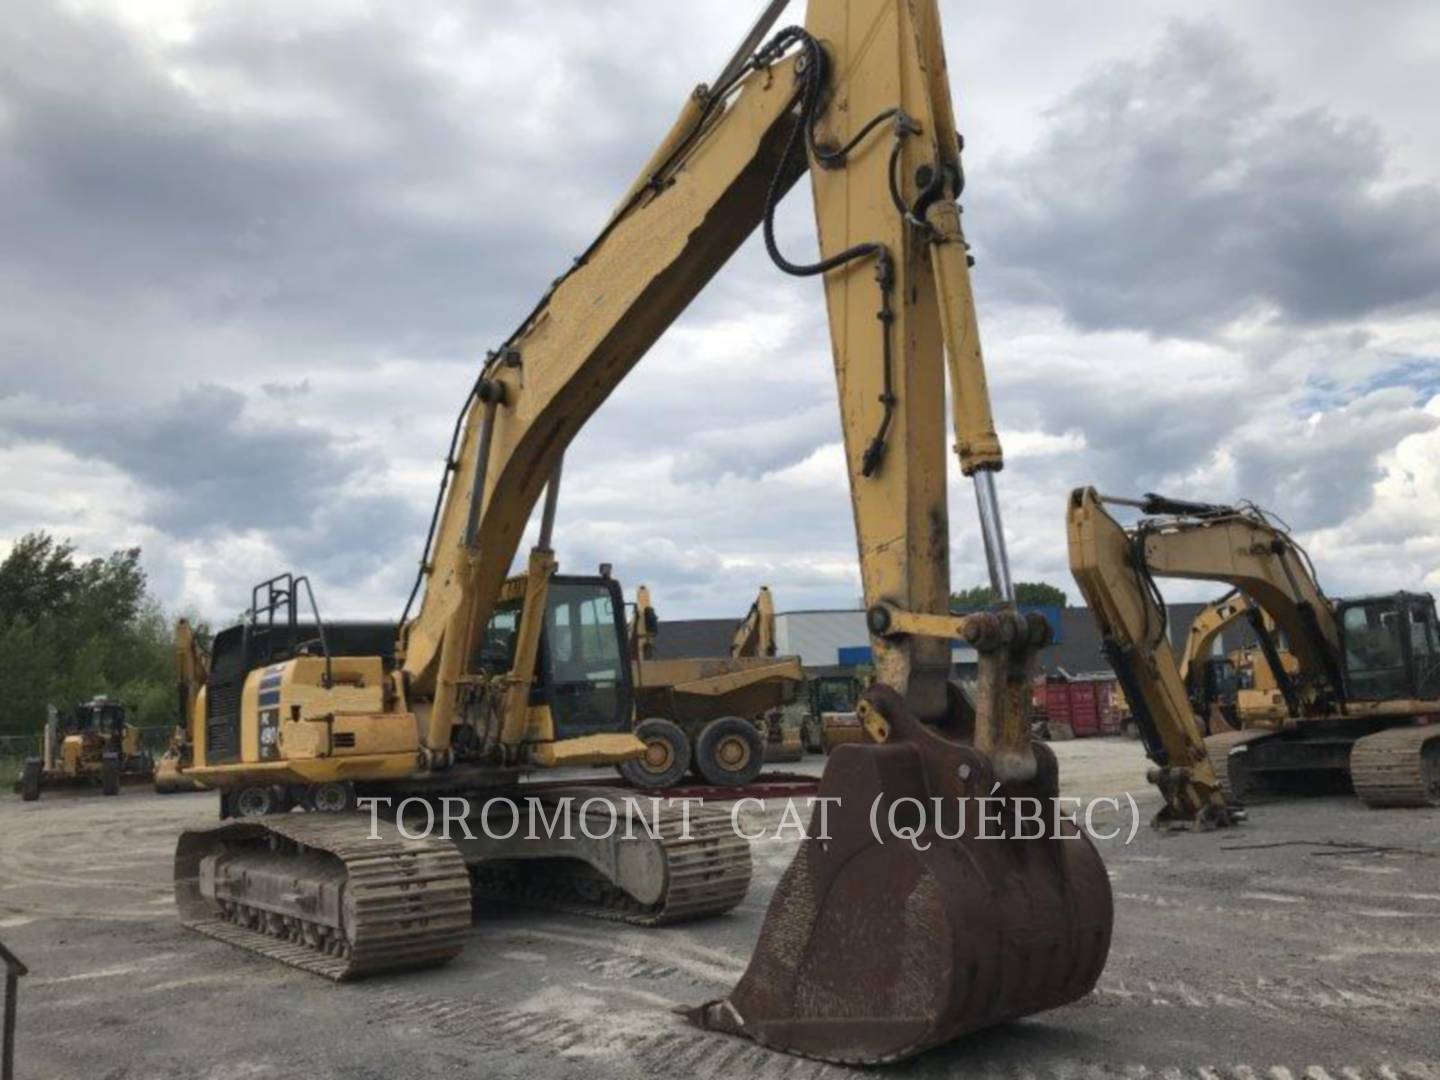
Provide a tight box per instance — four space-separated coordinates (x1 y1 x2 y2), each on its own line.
398 374 484 627
1129 526 1169 651
757 27 917 474
401 25 917 625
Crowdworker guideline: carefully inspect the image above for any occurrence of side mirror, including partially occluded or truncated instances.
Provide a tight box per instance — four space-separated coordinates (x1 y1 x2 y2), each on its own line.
644 610 660 635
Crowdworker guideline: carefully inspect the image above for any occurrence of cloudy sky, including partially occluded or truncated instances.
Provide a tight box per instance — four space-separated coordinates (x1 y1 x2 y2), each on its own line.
2 0 1438 626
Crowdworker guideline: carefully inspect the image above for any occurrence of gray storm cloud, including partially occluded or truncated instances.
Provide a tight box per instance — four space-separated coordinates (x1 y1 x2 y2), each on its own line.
973 21 1440 339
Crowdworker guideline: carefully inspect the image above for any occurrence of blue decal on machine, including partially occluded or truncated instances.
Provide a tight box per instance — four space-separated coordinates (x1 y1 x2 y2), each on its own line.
258 690 281 707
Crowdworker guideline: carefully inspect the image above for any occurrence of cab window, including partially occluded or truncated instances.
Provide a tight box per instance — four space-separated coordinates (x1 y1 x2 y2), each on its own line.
1343 602 1408 700
476 600 522 676
543 580 627 734
1409 602 1440 698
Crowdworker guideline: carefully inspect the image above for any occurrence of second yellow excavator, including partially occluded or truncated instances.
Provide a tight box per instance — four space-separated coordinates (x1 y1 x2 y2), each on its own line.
1069 489 1440 825
165 1 1113 1064
1178 590 1299 733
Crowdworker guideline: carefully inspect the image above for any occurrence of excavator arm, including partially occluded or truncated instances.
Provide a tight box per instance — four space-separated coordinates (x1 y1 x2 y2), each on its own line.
1067 489 1236 828
1067 487 1351 826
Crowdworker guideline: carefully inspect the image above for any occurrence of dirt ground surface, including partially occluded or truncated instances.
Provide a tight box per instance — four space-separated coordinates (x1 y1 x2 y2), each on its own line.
2 737 1438 1080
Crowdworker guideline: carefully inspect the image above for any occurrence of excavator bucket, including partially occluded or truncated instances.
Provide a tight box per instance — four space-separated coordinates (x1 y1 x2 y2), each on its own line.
688 682 1113 1064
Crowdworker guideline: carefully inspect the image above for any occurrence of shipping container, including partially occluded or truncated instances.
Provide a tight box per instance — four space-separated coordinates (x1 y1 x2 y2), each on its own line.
1040 677 1120 739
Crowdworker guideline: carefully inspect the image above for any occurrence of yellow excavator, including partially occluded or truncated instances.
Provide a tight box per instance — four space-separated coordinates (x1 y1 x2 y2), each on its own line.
1178 590 1298 733
168 1 1112 1064
154 619 210 794
1068 489 1440 825
621 585 805 787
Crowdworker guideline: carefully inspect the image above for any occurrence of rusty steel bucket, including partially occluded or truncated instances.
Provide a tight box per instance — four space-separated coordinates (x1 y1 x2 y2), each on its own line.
686 684 1113 1064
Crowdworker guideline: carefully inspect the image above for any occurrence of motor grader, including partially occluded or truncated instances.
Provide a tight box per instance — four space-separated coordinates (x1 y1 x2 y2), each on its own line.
1069 489 1440 827
17 697 153 801
165 0 1112 1064
621 584 806 788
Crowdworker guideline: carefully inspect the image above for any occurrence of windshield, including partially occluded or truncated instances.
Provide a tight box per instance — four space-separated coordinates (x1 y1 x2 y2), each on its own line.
1408 600 1440 699
1343 602 1408 700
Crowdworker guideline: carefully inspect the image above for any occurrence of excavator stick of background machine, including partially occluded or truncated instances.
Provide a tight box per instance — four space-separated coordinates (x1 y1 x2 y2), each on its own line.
687 643 1114 1064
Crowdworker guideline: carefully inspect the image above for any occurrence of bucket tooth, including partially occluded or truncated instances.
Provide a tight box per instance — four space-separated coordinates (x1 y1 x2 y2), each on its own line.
687 685 1113 1065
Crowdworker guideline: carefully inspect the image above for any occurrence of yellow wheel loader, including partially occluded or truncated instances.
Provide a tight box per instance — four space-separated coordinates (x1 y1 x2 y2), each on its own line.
621 585 806 788
17 697 153 801
1069 489 1440 826
167 1 1113 1063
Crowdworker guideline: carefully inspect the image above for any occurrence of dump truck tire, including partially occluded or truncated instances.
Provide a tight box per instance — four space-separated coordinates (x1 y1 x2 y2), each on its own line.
101 755 121 796
619 718 691 788
21 757 42 801
694 717 764 787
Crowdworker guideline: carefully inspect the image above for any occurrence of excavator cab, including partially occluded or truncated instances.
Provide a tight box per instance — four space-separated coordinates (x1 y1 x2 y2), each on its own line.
1192 657 1239 734
69 697 127 743
478 574 634 737
1338 592 1440 701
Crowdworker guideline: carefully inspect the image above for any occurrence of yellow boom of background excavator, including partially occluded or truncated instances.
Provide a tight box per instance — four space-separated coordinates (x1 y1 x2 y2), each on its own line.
167 1 1113 1064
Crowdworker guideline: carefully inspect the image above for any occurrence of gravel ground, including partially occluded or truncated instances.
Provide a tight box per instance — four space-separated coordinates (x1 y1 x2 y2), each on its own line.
2 738 1438 1080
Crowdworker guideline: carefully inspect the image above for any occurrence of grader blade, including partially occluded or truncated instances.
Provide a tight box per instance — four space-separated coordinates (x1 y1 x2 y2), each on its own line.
687 683 1113 1064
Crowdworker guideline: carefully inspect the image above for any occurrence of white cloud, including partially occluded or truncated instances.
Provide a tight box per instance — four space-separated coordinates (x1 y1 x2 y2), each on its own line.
1 2 1438 626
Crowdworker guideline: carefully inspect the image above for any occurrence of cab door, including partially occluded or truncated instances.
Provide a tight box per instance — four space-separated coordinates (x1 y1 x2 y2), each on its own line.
540 577 634 738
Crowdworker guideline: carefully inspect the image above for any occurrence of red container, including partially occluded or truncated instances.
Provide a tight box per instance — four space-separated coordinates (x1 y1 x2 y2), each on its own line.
1069 683 1100 737
1096 681 1122 735
1042 680 1116 738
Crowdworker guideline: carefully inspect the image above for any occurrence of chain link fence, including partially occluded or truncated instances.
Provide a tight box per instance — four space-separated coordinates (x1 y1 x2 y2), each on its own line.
0 727 171 787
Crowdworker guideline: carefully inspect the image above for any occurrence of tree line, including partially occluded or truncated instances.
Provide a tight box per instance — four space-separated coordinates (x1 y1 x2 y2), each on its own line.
0 533 205 736
951 581 1067 609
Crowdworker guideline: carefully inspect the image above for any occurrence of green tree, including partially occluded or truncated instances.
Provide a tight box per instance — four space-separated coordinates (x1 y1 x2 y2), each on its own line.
951 581 1068 609
0 533 82 626
0 532 180 736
